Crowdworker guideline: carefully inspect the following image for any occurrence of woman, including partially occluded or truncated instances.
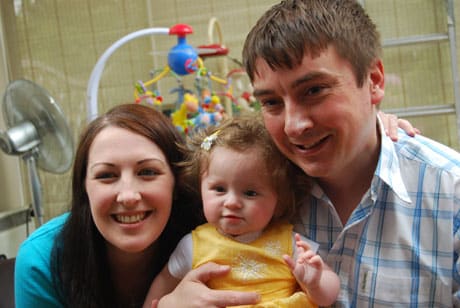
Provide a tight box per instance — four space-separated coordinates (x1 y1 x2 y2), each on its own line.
14 104 204 307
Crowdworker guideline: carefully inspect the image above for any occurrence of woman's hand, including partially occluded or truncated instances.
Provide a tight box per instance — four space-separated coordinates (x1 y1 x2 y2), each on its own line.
379 111 421 141
155 262 260 308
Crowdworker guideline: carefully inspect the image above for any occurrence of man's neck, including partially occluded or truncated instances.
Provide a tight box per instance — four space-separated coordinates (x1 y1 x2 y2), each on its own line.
319 128 381 225
319 174 372 226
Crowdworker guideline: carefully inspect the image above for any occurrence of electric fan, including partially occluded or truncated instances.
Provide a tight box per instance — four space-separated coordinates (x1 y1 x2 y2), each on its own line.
0 79 74 226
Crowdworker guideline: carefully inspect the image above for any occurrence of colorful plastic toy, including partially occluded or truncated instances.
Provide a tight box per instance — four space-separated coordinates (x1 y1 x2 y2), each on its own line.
87 22 256 134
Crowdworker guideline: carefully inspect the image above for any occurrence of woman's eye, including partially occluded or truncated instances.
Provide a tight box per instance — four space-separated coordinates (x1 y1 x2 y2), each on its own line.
94 172 117 180
138 168 158 176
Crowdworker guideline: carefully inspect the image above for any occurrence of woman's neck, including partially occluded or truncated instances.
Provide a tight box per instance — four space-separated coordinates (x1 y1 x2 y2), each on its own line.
107 243 158 307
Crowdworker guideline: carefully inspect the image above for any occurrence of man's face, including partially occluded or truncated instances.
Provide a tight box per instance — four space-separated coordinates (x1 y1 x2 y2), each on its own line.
252 46 383 183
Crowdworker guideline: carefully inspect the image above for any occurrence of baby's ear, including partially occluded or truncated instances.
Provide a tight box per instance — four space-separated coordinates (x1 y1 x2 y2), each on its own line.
272 202 286 221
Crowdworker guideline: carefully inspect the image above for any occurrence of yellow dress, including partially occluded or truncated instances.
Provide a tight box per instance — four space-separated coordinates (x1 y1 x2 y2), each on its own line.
191 222 317 308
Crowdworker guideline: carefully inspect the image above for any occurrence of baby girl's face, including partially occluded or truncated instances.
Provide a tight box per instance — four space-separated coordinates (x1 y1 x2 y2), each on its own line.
200 146 278 237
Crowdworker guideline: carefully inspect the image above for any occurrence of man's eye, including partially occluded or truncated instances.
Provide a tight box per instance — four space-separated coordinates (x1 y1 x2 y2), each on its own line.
306 85 325 96
260 98 280 107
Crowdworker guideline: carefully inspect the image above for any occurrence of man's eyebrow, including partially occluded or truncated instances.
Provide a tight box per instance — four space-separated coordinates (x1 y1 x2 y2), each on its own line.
253 88 274 97
253 71 328 97
291 72 326 89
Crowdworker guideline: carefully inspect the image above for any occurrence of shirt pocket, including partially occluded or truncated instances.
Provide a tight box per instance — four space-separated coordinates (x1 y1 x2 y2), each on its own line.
358 269 450 307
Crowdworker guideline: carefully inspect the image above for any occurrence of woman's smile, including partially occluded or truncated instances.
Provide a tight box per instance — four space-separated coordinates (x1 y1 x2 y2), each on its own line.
113 211 153 224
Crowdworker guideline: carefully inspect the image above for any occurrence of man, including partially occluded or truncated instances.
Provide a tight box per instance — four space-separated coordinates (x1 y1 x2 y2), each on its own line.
153 1 459 307
242 0 460 306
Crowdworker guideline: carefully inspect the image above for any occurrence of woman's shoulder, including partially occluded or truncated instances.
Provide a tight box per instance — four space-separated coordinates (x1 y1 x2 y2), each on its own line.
17 212 69 258
15 213 69 307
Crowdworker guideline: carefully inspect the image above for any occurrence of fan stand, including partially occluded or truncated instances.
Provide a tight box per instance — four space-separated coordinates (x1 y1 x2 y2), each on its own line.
22 148 43 225
1 79 74 227
0 120 44 225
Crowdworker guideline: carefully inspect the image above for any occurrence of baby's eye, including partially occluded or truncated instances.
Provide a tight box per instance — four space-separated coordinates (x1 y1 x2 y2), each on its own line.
213 186 226 193
245 190 258 197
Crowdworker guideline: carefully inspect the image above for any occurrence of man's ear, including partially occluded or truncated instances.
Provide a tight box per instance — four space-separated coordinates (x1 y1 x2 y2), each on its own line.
369 59 385 105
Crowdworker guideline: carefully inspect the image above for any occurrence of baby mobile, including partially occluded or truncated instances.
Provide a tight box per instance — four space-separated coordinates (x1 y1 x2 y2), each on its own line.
133 23 257 134
86 22 257 132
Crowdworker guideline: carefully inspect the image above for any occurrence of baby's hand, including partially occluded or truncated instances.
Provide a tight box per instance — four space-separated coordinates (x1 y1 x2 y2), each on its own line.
283 233 324 290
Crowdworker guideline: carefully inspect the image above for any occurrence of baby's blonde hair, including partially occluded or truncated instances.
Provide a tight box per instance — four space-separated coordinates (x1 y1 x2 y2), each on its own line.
179 114 311 222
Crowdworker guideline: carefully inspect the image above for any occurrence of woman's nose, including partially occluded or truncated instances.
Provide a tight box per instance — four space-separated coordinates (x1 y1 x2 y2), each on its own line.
116 183 141 206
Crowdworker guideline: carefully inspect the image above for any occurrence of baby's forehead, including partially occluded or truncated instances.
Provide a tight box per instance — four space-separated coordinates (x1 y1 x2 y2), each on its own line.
202 152 272 183
210 144 264 158
206 145 265 164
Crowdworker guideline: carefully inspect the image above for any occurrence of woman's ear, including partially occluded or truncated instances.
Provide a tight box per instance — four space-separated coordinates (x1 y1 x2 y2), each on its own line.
369 59 385 105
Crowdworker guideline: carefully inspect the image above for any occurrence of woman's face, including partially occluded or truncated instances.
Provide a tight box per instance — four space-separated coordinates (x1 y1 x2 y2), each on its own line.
85 126 175 253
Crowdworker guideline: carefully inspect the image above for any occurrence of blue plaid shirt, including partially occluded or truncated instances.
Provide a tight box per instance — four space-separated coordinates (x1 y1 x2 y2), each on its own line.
293 122 460 307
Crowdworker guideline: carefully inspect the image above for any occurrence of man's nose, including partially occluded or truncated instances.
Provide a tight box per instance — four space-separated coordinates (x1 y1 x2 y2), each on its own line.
284 100 314 137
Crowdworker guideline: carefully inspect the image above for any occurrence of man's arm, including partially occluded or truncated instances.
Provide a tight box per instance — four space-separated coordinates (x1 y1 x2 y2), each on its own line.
155 262 260 308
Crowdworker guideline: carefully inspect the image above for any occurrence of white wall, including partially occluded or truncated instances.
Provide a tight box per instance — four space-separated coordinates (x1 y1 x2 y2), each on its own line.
0 7 29 258
0 0 25 213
